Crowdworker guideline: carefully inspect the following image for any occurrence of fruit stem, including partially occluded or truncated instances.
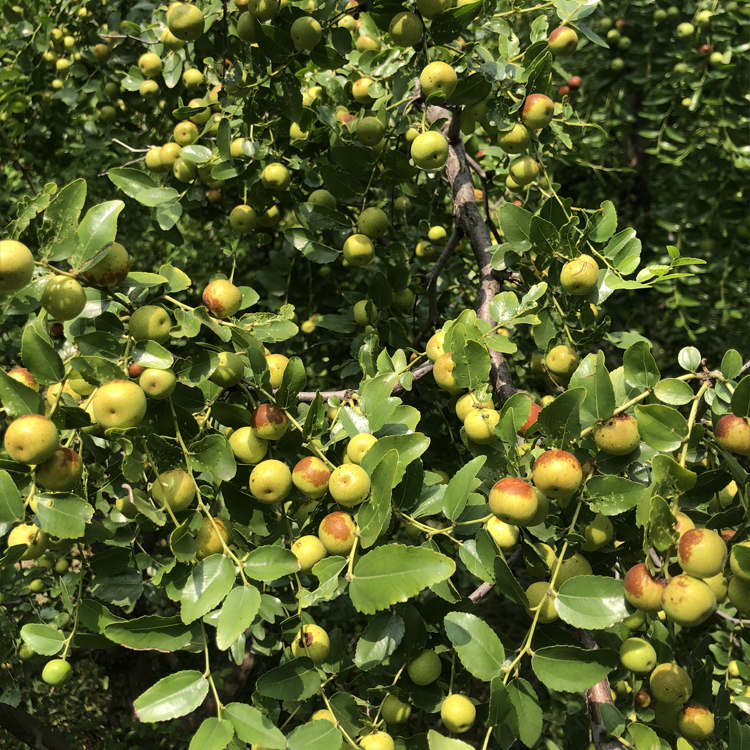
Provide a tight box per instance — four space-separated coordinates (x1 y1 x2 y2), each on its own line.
678 381 711 469
60 542 86 660
320 691 360 748
201 622 224 715
370 663 406 728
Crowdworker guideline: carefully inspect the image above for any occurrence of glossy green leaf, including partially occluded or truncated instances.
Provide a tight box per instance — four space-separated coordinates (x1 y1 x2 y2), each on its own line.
497 203 532 252
443 455 486 521
486 677 512 727
538 387 585 446
531 646 619 692
506 678 542 748
354 611 404 671
590 200 617 242
74 200 124 268
721 350 743 381
134 670 209 722
0 471 24 524
21 327 64 385
35 493 94 539
243 546 300 581
634 404 688 452
275 356 307 408
654 378 695 405
287 720 342 750
20 623 65 655
426 730 474 749
623 341 660 389
554 576 628 629
41 178 86 261
104 616 196 652
732 375 750 418
586 476 650 516
628 723 661 750
255 658 321 701
494 555 528 607
652 454 697 492
223 702 286 748
188 717 234 750
132 340 174 369
444 612 505 682
678 346 701 372
180 555 236 624
360 433 430 488
216 586 261 651
358 449 397 549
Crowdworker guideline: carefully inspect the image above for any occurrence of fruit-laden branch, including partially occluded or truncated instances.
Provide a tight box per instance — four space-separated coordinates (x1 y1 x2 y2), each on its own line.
576 630 628 750
425 103 516 404
0 703 72 750
295 360 435 402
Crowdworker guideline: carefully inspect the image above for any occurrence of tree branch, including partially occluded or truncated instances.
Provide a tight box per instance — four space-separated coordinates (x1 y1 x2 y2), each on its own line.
0 704 72 750
425 104 516 404
1 127 38 195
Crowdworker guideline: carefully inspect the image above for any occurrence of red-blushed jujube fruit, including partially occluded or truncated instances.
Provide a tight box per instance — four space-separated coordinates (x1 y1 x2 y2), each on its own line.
677 527 727 578
619 637 657 674
649 663 692 705
250 403 289 441
661 574 716 627
291 624 329 664
8 367 39 391
249 459 292 504
677 703 715 741
548 26 578 56
407 649 442 686
4 414 60 465
521 93 554 129
440 694 475 734
532 449 583 498
489 477 539 526
292 456 331 499
624 563 666 613
594 414 640 455
715 414 750 454
291 535 327 574
36 447 83 491
202 279 242 318
319 511 358 555
518 401 541 436
560 254 599 295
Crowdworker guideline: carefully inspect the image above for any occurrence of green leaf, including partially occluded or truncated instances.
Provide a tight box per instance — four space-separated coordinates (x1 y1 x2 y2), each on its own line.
104 616 196 652
74 200 124 269
486 677 512 727
0 368 45 418
20 623 65 655
350 544 456 614
297 556 347 609
216 586 261 651
360 434 430 488
586 476 650 516
443 456 486 521
287 720 342 750
506 679 542 748
493 555 528 607
623 341 660 389
652 454 697 493
35 493 94 539
444 612 505 682
654 378 695 406
634 404 688 452
90 568 144 607
531 646 619 692
189 717 234 750
430 2 483 44
135 188 180 207
358 449 398 549
354 611 405 671
132 341 174 369
554 576 628 629
21 327 64 385
628 723 661 750
426 730 474 749
41 178 86 261
678 346 701 372
732 375 750 418
108 168 155 200
580 351 615 421
452 339 491 391
721 350 743 381
275 356 307 408
244 546 300 581
134 671 209 722
188 435 236 482
180 555 236 624
498 203 533 252
0 471 24 524
223 702 286 748
590 200 617 242
256 658 321 701
538 387 585 447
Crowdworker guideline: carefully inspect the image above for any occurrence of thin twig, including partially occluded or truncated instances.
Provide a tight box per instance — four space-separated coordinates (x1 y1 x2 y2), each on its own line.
101 33 158 44
111 138 152 153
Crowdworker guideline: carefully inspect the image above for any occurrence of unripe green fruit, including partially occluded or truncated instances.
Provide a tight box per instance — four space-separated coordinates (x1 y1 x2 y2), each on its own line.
677 528 727 578
291 624 329 664
261 163 291 192
623 563 666 613
237 12 256 43
173 156 197 183
556 552 593 585
83 242 130 287
526 581 558 622
508 155 539 186
426 330 446 362
357 34 381 53
37 554 55 569
202 279 242 318
546 345 579 380
521 94 554 129
152 469 196 512
360 732 395 750
319 511 357 554
343 234 375 267
347 433 378 464
249 0 279 21
408 649 442 686
195 517 231 560
532 449 582 499
160 143 182 167
291 16 322 51
352 77 374 104
432 352 462 394
92 380 147 429
162 28 186 51
650 663 692 705
411 131 449 171
497 123 531 154
582 513 614 551
309 190 337 210
139 368 177 400
428 225 448 244
419 61 457 98
704 571 728 603
42 277 86 321
174 121 198 146
29 579 45 593
353 300 379 327
7 523 48 560
728 575 750 615
463 408 500 444
249 459 292 503
357 117 385 147
168 3 205 42
140 80 160 100
620 637 657 674
455 392 493 423
389 12 423 47
561 254 599 295
42 659 72 686
381 694 411 724
129 305 171 343
187 98 210 125
440 694 475 733
0 240 35 292
292 534 328 574
138 53 162 78
416 0 449 19
730 540 750 582
709 51 724 68
230 204 257 233
548 26 578 56
393 288 414 312
486 517 519 552
610 58 625 72
19 643 36 660
4 415 60 465
593 414 640 455
676 22 694 39
116 489 145 519
229 426 268 464
210 351 245 388
329 464 370 506
661 574 716 627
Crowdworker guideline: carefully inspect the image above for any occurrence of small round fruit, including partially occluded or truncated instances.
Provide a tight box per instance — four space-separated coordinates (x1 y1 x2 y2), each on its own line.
360 732 395 750
649 663 692 705
426 331 446 362
0 240 34 292
129 305 171 343
561 254 599 295
408 649 441 686
229 426 268 464
582 513 614 551
440 694 475 734
532 449 582 499
508 155 539 186
265 353 289 389
4 414 60 465
229 204 257 234
411 131 449 171
292 535 328 574
292 456 331 499
526 581 558 622
138 52 162 78
319 511 358 555
433 353 462 394
677 528 727 578
309 190 337 210
36 447 83 491
623 563 666 613
594 414 640 455
357 117 385 147
676 22 695 40
152 469 196 512
250 403 289 441
7 523 48 560
174 121 199 146
546 345 579 380
168 3 204 42
715 414 750 455
419 61 457 98
661 574 716 627
353 300 379 327
249 459 292 504
195 517 231 560
548 26 578 56
343 234 375 267
291 16 322 50
83 242 130 287
463 408 500 444
489 477 539 526
92 380 147 429
521 94 554 129
455 393 493 423
677 703 714 741
138 368 177 400
620 638 657 675
291 624 329 664
352 77 374 105
210 352 245 388
730 540 750 582
518 402 542 437
486 517 520 552
116 489 144 519
42 659 73 686
556 552 593 585
381 694 411 724
728 575 750 615
203 279 242 318
329 464 371 507
42 277 86 321
347 433 378 464
261 163 291 192
497 123 531 154
675 511 695 537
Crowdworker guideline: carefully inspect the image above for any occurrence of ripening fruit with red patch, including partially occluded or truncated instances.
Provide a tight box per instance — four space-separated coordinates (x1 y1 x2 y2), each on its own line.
661 574 717 627
250 403 289 441
292 456 331 499
674 511 695 537
677 703 715 742
8 367 39 391
568 75 582 89
290 624 329 664
202 279 242 318
129 362 146 378
715 414 750 454
35 447 83 491
518 401 541 436
521 93 554 129
319 511 358 555
623 563 666 613
558 84 570 96
532 449 582 498
291 535 328 574
489 477 539 526
593 414 640 455
548 26 578 56
677 528 727 578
